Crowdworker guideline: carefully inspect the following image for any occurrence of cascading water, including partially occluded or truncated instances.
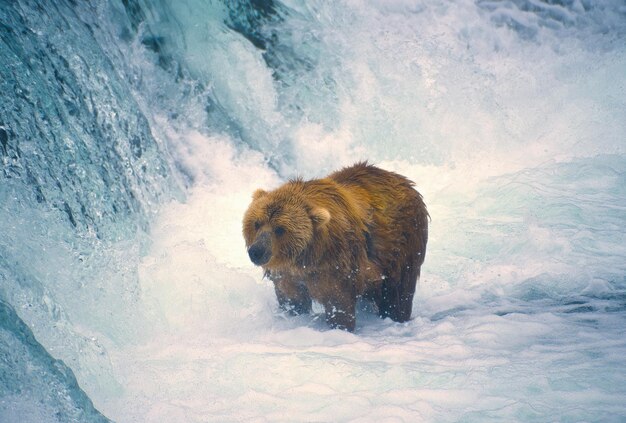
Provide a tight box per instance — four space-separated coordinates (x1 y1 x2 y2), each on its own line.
1 0 625 422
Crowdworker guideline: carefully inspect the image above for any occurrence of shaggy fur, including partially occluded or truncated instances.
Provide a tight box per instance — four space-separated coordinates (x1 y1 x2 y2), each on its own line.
242 162 428 331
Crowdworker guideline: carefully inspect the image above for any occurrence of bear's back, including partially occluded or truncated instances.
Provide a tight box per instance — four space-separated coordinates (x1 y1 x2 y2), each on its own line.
329 161 428 273
329 161 410 187
329 161 420 209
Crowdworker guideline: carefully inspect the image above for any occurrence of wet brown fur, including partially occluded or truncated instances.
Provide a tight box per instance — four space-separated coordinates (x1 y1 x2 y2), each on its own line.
242 162 428 331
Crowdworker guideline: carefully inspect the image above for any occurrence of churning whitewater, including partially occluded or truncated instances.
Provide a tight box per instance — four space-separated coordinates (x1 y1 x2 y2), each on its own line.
1 0 625 422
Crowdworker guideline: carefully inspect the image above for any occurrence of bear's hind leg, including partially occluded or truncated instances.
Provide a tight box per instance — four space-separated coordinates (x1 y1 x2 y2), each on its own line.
377 278 400 321
377 264 419 323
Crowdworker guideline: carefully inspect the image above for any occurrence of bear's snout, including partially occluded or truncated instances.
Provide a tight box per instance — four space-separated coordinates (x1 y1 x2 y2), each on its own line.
248 231 272 266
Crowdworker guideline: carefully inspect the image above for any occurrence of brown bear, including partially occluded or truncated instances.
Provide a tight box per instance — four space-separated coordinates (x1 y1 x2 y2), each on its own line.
242 162 428 331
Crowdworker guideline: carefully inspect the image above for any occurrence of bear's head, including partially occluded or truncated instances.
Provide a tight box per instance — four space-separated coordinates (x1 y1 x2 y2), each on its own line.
242 185 330 270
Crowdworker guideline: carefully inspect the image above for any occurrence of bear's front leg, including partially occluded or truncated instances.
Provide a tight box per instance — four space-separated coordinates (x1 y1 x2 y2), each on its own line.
322 288 356 332
272 275 312 315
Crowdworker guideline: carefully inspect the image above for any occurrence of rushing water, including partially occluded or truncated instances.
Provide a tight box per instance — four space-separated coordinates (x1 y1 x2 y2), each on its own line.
1 1 625 422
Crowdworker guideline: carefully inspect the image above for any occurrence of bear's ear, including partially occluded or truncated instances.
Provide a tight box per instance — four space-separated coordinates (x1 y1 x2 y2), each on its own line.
310 207 331 227
252 189 267 201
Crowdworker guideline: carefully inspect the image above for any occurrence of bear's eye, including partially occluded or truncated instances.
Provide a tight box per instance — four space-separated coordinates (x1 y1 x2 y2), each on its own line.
254 221 262 231
274 226 286 237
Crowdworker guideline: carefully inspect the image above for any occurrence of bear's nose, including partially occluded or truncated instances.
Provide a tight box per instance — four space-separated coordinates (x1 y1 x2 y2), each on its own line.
248 244 269 265
248 232 271 266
